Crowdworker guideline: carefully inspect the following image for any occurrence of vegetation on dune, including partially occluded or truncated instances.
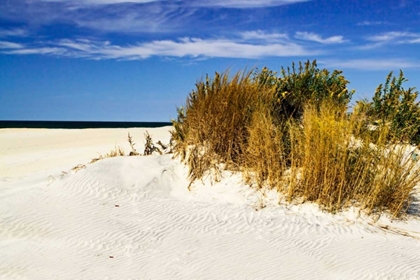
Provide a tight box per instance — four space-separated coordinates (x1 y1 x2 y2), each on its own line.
171 60 420 217
355 70 420 145
71 131 170 172
90 145 126 164
287 102 420 216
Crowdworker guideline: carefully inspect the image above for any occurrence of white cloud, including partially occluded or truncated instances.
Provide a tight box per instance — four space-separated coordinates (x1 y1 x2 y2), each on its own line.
295 31 346 44
240 30 289 42
367 31 411 42
0 41 24 49
361 31 420 49
357 21 383 26
1 36 318 59
72 6 194 33
408 38 420 43
192 0 309 8
0 0 192 34
60 37 314 59
22 0 308 8
39 0 158 4
368 31 420 43
0 28 28 37
5 47 67 55
0 0 308 35
321 59 419 70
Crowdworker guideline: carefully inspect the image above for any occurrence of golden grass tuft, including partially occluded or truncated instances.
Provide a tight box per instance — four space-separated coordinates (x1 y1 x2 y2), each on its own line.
243 107 286 189
128 133 140 156
90 146 125 163
171 66 420 217
285 102 420 216
171 70 275 182
88 131 169 164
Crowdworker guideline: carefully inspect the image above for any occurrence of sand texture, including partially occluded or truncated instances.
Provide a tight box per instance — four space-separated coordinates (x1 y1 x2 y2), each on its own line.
1 127 420 279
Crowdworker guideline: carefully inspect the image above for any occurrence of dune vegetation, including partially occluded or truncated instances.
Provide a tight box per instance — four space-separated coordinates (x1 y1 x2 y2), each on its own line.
171 60 420 217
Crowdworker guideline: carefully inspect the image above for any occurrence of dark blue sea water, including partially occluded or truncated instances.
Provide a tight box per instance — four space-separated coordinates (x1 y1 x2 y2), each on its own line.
0 120 172 129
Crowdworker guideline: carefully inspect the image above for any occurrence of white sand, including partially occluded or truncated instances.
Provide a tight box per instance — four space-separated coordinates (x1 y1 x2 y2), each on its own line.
1 127 420 279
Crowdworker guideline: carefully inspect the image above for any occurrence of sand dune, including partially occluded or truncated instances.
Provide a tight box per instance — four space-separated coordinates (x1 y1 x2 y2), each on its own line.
1 127 420 279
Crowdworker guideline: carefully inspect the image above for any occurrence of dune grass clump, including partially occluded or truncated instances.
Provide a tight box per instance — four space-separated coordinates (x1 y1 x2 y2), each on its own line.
143 131 164 156
243 108 286 189
171 60 420 217
88 131 168 165
90 146 125 163
287 102 420 216
172 61 352 185
171 69 276 183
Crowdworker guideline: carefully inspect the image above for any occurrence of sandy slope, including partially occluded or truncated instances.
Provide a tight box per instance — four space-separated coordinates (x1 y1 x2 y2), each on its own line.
1 127 420 279
0 127 172 180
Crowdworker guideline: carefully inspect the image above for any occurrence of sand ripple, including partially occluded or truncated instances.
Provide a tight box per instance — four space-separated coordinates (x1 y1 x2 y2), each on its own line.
1 155 420 279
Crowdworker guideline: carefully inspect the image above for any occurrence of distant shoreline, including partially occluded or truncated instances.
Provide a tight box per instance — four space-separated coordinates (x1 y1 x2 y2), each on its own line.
0 120 172 129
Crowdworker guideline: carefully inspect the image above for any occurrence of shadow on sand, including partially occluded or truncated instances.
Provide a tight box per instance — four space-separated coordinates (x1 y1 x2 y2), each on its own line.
407 193 420 218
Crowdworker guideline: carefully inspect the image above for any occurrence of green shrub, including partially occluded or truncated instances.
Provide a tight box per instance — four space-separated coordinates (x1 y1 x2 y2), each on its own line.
356 71 420 145
273 60 354 121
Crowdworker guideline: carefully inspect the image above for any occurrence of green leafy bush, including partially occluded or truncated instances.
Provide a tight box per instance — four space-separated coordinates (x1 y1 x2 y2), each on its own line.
356 71 420 145
273 60 354 121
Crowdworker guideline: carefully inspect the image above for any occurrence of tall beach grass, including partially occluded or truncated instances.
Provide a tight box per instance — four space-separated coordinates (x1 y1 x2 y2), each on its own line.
171 61 420 217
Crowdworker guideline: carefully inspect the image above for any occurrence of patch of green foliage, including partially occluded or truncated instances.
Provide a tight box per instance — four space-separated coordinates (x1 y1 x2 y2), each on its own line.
273 60 354 121
355 70 420 145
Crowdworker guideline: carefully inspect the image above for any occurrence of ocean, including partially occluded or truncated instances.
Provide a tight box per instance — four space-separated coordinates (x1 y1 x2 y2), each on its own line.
0 120 172 129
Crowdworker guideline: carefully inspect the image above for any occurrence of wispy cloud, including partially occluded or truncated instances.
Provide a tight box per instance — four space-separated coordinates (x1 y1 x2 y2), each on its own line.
361 31 420 49
0 35 319 59
5 47 67 55
0 0 195 33
0 41 24 49
0 28 29 37
73 5 195 33
0 0 311 35
357 21 383 26
240 30 289 42
62 37 315 59
11 0 309 8
295 31 346 44
0 40 66 55
368 31 420 43
321 59 419 70
192 0 309 8
40 0 159 3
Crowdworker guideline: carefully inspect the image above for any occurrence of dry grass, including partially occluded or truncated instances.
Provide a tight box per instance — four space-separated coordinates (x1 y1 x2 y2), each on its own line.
90 146 125 163
67 132 171 178
171 70 275 182
128 133 140 156
86 132 168 166
286 103 420 216
243 107 286 189
143 131 163 155
171 66 420 217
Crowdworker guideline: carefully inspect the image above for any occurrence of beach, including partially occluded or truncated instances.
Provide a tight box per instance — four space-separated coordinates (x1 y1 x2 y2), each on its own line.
1 127 420 279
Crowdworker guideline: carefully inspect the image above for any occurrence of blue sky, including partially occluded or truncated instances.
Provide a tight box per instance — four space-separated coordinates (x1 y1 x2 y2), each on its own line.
0 0 419 121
